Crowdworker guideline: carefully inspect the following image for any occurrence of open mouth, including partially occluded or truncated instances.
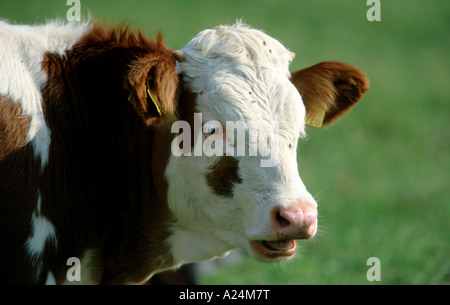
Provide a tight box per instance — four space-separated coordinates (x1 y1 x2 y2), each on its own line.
250 239 296 259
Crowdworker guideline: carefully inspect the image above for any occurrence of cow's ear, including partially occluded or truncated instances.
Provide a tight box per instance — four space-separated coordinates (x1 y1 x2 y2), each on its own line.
290 61 369 126
126 54 179 125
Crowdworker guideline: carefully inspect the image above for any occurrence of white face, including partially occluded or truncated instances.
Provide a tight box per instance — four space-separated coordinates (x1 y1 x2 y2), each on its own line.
166 23 318 264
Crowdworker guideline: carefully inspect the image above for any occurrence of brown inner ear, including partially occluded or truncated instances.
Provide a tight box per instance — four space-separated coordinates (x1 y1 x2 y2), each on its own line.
291 61 369 126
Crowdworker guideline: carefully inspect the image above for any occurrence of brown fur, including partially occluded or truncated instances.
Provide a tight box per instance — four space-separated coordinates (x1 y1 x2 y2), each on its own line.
177 89 200 150
205 156 242 198
290 61 369 125
1 23 180 284
0 96 41 283
0 96 31 161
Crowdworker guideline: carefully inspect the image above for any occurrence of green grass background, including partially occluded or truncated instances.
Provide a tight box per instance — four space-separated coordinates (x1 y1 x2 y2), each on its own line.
1 0 448 284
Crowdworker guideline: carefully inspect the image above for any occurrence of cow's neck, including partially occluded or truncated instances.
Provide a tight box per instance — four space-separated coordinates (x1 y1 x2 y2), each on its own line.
41 33 175 284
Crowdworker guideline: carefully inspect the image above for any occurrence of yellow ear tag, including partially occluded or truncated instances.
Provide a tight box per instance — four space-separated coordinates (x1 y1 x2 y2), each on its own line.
128 93 135 107
305 111 326 128
146 78 163 116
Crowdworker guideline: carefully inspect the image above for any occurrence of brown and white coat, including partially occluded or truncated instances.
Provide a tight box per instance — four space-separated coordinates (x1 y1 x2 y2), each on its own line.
0 20 368 284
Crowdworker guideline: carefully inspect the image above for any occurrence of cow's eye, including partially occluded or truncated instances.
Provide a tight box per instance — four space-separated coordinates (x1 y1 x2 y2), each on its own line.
203 121 224 137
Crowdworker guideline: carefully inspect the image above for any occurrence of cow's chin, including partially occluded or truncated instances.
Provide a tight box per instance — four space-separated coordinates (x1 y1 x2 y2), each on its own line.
248 239 297 262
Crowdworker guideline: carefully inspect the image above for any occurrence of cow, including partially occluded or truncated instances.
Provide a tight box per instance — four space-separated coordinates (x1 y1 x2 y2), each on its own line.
0 20 368 284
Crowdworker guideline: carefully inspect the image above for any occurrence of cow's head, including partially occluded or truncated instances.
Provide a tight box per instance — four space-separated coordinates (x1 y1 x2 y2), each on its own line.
126 23 368 265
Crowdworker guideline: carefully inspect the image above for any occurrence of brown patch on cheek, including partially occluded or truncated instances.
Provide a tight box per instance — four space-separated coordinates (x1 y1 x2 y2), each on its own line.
205 156 242 198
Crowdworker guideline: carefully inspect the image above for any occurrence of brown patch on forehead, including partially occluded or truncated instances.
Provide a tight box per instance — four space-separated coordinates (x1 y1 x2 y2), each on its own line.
205 156 242 198
0 96 31 161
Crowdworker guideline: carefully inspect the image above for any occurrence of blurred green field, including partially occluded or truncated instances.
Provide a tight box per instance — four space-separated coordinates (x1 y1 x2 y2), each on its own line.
1 0 448 284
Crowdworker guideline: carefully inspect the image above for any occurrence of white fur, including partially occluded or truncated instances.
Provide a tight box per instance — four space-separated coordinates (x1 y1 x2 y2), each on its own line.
168 23 316 264
26 213 57 259
0 20 90 168
25 192 57 282
169 227 231 264
26 195 57 258
45 272 56 285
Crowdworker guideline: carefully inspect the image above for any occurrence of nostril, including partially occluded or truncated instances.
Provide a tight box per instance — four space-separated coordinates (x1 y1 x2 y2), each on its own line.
276 211 290 228
271 203 318 239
